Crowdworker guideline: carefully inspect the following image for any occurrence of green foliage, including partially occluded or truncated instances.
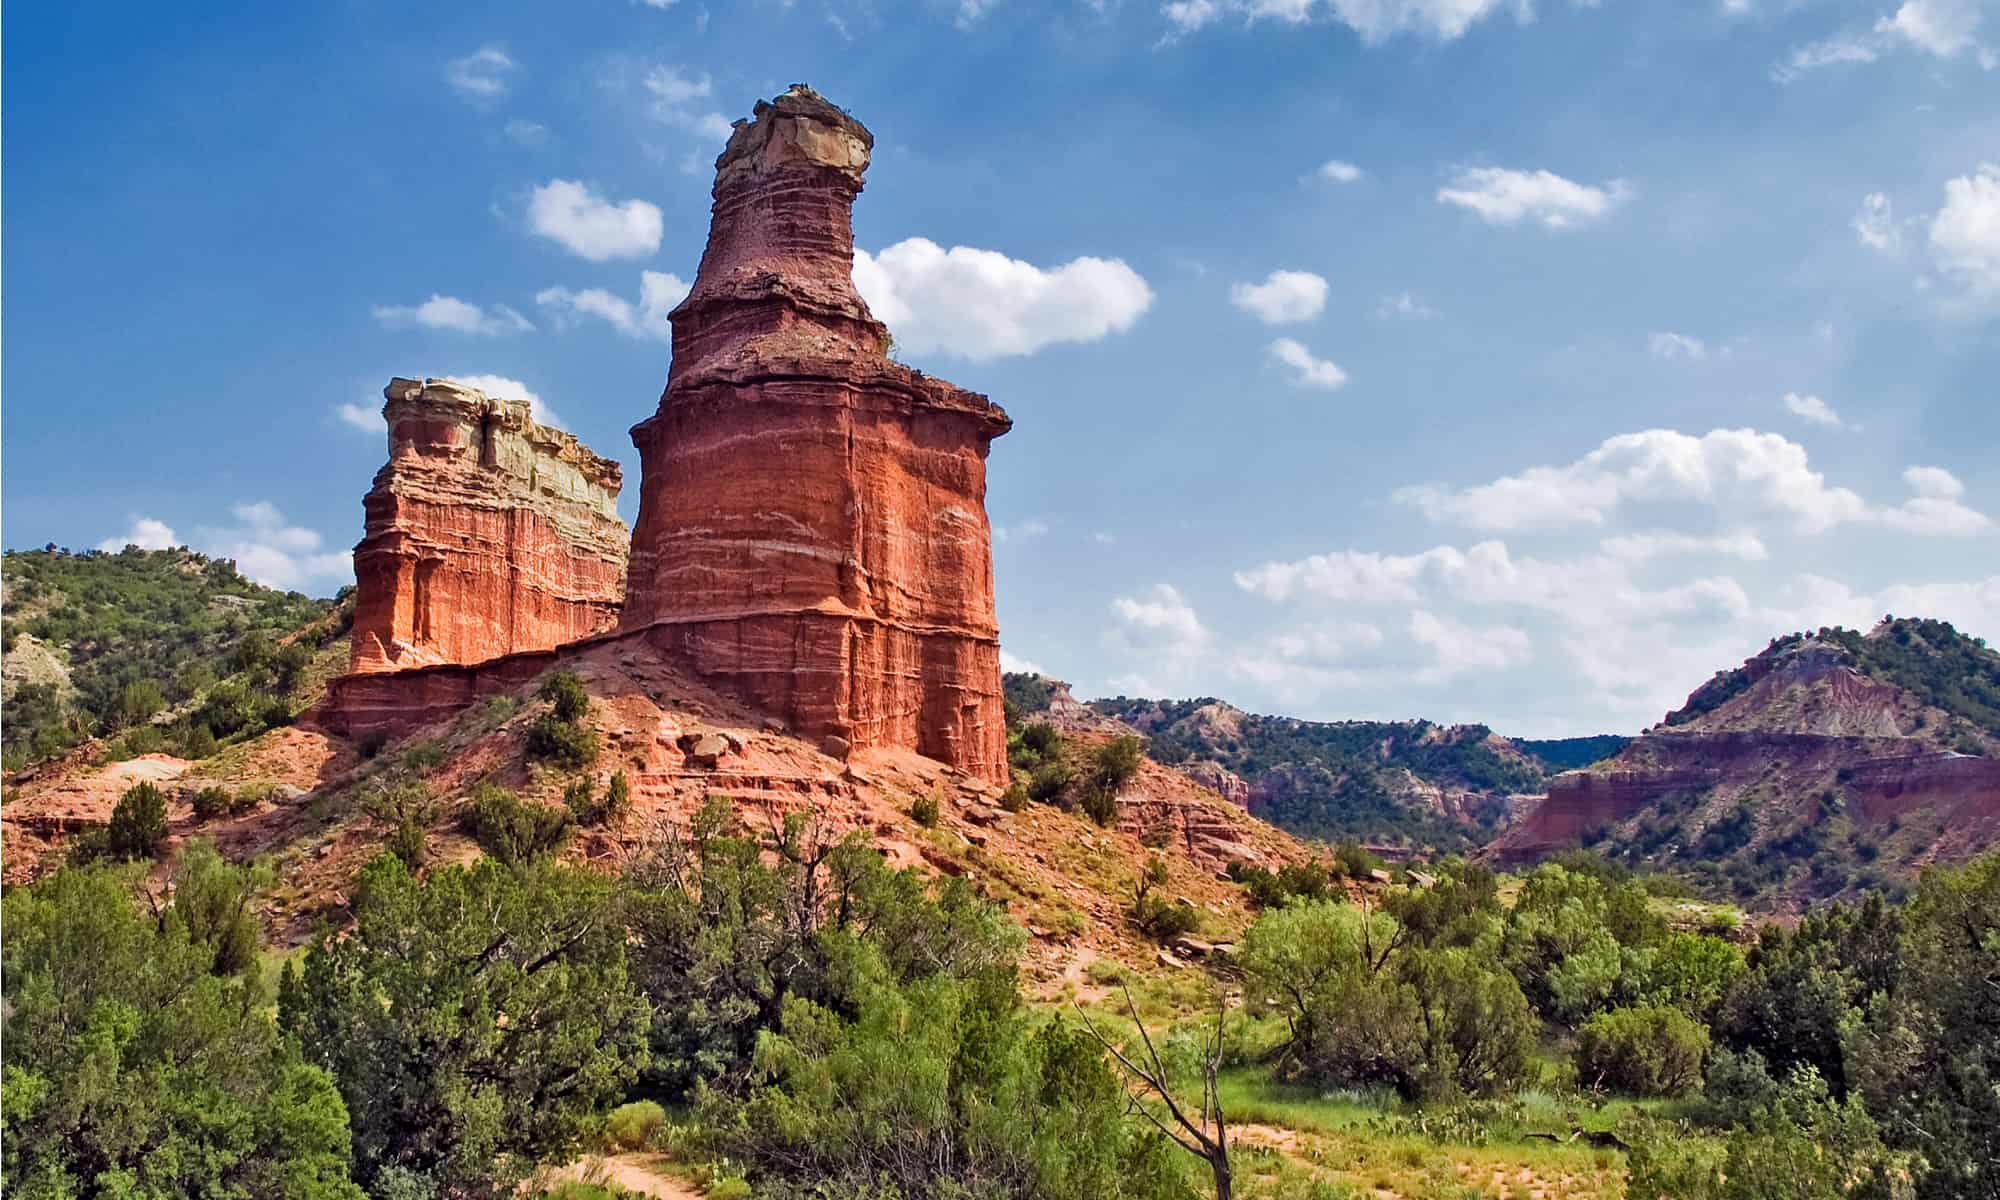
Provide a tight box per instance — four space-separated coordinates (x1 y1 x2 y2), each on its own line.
1132 890 1202 943
527 711 599 769
538 669 590 723
911 789 941 827
1841 853 2000 1199
1000 779 1030 812
1629 931 1745 1022
467 782 573 867
102 780 168 861
364 772 438 869
1001 671 1057 724
564 771 632 827
167 840 270 978
602 1100 667 1152
281 854 649 1199
620 797 1023 1101
698 964 1194 1200
1514 734 1633 772
1090 696 1544 848
3 862 362 1199
1227 859 1334 909
1238 897 1536 1103
1631 1066 1912 1200
1333 838 1385 879
1029 758 1075 804
1501 860 1665 1026
191 783 232 822
0 547 335 770
1574 1005 1708 1096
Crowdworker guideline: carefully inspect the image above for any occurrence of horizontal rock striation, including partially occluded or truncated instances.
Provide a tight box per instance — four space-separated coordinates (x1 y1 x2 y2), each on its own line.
349 378 628 674
621 86 1012 784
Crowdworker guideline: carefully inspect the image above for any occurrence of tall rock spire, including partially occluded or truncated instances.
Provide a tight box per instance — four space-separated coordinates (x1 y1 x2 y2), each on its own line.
623 85 1013 783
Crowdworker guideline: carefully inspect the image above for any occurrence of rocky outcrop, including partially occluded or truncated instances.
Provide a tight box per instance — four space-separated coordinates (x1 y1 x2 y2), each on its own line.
620 86 1013 784
349 378 628 674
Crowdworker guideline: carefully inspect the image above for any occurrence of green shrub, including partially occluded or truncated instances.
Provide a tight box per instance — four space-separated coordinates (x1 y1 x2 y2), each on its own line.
1093 735 1145 790
1028 759 1073 804
191 785 232 822
467 783 573 868
1000 779 1029 812
1229 860 1334 909
564 771 633 828
105 781 169 860
5 862 363 1198
479 694 520 725
1574 1005 1708 1096
527 713 598 770
538 670 590 724
1080 783 1118 826
180 722 219 759
401 739 447 773
910 791 940 828
1131 890 1199 943
603 1100 667 1151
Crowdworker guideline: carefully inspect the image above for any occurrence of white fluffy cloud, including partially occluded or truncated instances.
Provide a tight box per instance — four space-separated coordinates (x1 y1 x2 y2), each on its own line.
372 295 532 337
1875 0 1988 59
536 271 689 341
1162 0 1540 43
1436 166 1629 230
1648 331 1707 360
1392 428 1989 535
1782 392 1845 429
1267 338 1349 390
441 374 564 429
1600 530 1769 561
97 517 180 553
195 503 351 593
504 119 549 147
1318 159 1363 182
1229 269 1329 323
851 238 1153 360
644 65 734 140
446 46 514 104
336 402 383 433
1853 193 1902 254
1929 163 2000 300
999 648 1047 676
1771 35 1881 82
527 180 664 262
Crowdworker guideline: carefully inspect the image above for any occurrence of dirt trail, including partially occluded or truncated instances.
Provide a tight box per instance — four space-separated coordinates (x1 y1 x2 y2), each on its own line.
538 1153 702 1199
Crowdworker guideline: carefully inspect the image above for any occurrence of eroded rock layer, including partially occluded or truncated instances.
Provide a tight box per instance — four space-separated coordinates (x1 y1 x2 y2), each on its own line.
350 378 628 673
621 86 1013 783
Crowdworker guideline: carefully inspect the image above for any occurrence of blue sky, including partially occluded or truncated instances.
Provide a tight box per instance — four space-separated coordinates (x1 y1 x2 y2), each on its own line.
6 0 1998 735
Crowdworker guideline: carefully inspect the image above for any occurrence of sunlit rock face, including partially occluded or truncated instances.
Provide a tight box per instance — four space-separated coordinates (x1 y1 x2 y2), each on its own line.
621 86 1013 784
349 377 628 674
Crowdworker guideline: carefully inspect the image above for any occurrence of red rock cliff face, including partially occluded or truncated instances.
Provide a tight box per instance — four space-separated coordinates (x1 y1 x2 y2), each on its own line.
621 87 1013 784
350 378 628 673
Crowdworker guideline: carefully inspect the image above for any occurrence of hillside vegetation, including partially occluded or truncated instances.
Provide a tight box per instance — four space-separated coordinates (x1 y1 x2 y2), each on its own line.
2 546 343 770
1088 691 1545 850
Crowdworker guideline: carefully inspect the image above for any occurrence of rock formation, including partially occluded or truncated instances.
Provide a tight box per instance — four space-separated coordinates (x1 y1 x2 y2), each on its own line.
620 86 1013 783
349 378 628 674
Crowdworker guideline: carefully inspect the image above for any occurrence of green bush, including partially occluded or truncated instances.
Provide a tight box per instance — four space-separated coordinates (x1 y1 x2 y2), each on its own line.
1000 779 1030 812
1080 782 1119 826
564 771 632 827
1229 860 1334 909
603 1100 667 1152
105 781 169 861
1028 759 1074 804
4 861 363 1198
281 855 648 1198
538 670 590 724
191 785 232 822
468 783 573 867
910 790 941 828
1574 1005 1709 1096
698 969 1188 1200
527 712 598 769
1131 891 1200 943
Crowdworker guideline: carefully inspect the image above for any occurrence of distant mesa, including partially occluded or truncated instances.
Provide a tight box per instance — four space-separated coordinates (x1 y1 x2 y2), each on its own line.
329 86 1013 784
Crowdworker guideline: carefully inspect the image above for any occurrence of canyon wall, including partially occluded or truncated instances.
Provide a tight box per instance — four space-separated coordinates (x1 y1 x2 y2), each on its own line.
620 86 1013 783
349 377 628 674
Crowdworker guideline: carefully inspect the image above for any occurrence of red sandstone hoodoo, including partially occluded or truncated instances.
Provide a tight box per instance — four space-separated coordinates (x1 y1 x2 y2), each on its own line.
620 86 1013 784
348 377 628 674
330 86 1014 785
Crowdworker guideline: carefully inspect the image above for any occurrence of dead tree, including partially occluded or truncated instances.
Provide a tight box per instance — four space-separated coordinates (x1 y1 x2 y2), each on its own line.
1077 982 1233 1200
